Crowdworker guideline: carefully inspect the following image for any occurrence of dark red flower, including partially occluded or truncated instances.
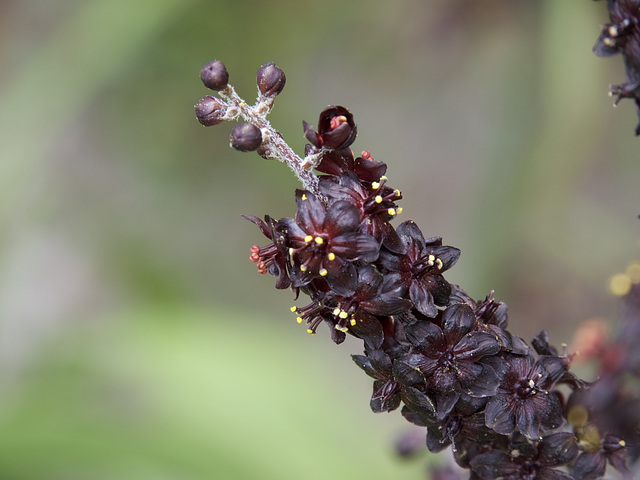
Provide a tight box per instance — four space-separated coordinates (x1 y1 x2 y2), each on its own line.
319 172 404 252
379 220 460 317
313 148 388 183
593 0 640 134
303 105 357 150
484 354 566 440
470 432 578 480
244 214 291 289
277 190 379 296
396 304 502 419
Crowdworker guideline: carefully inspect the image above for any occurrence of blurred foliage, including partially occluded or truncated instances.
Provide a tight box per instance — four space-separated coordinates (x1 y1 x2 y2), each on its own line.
0 0 639 478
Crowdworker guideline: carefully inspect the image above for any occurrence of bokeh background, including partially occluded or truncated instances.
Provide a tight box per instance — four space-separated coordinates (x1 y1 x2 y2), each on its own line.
1 0 639 479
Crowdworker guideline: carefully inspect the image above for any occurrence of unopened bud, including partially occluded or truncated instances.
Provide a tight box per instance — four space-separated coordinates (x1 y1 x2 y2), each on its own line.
230 123 263 152
200 60 229 91
256 62 286 97
195 96 227 126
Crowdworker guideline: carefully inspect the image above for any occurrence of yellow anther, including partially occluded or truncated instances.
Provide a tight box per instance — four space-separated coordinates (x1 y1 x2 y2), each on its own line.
388 208 396 216
380 175 388 181
290 306 297 312
289 248 294 257
339 311 349 319
304 235 313 243
397 207 403 214
371 181 381 190
610 273 631 296
436 258 443 270
296 317 303 324
609 25 619 37
302 194 308 201
333 307 341 316
300 265 307 272
427 254 435 267
319 268 328 277
394 189 401 196
619 440 626 447
307 329 315 335
328 252 336 261
315 236 324 244
604 37 616 47
335 325 348 332
350 319 356 326
375 195 383 204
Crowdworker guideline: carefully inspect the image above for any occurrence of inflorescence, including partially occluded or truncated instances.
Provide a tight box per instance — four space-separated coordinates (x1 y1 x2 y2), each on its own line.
594 0 640 135
195 51 640 480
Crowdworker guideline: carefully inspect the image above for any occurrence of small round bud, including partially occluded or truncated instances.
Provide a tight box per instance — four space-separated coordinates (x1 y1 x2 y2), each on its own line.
200 60 229 91
195 96 227 126
256 62 286 97
230 123 263 152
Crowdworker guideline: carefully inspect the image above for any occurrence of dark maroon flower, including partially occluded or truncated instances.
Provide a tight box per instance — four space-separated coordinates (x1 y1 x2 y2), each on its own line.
396 304 502 419
379 220 460 317
573 433 631 480
244 214 291 289
314 148 388 183
353 347 436 415
277 190 379 296
319 172 404 252
484 354 566 440
303 105 357 150
470 432 578 480
593 0 640 134
330 265 411 348
450 286 530 356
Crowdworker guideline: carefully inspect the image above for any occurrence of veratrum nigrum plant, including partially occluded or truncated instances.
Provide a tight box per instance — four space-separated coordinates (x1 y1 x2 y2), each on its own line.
194 6 640 477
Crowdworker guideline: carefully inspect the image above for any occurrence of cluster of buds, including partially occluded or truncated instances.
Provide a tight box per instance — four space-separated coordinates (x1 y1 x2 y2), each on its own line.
593 0 640 135
195 56 640 479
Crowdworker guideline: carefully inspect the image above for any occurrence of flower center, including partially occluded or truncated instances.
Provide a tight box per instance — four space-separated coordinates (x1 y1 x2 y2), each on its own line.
516 378 537 398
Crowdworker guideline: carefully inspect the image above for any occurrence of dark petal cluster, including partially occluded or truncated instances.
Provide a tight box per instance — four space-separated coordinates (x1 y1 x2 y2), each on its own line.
278 190 379 296
484 354 566 440
470 432 578 480
450 286 530 356
303 105 357 150
240 102 637 479
398 304 501 418
244 214 291 289
379 221 460 317
319 172 403 250
593 0 640 134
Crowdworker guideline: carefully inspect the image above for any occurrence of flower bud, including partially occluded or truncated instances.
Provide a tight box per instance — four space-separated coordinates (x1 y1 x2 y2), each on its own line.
195 96 227 126
256 62 286 97
200 60 229 91
230 123 263 152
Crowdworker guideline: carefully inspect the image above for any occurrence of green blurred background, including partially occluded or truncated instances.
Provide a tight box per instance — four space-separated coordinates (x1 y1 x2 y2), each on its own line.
1 0 639 478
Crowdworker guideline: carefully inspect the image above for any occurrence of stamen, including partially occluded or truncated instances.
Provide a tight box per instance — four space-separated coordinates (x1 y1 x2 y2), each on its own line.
328 252 336 261
371 181 381 190
375 195 383 203
314 237 324 244
319 268 328 276
304 235 313 243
